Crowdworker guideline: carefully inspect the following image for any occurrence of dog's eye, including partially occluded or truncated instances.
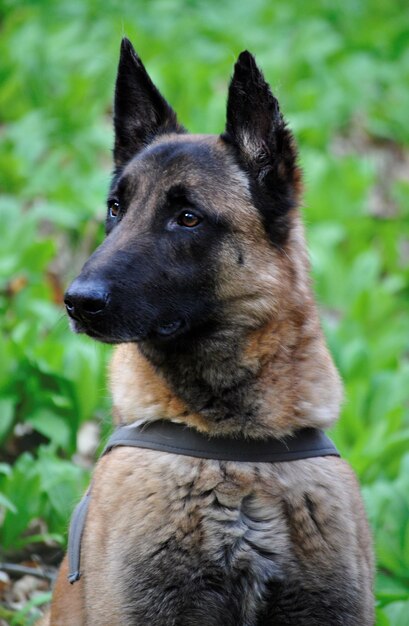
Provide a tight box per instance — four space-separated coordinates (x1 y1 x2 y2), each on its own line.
176 211 202 228
108 201 120 219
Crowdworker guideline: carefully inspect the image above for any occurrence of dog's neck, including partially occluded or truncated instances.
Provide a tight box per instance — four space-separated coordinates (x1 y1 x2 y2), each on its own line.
109 299 342 439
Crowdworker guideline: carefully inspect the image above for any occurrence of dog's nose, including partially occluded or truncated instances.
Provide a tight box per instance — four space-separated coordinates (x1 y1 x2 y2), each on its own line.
64 279 109 320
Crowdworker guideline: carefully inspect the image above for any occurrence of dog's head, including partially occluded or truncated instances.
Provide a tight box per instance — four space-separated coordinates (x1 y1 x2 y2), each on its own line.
65 39 302 345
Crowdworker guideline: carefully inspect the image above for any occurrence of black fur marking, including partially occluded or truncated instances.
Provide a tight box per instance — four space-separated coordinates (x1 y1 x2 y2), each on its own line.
222 51 299 246
140 332 262 428
304 493 327 540
123 546 282 626
256 575 365 626
114 38 185 167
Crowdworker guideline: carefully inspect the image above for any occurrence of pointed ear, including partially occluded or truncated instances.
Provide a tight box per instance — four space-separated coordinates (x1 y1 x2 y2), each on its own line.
223 51 300 245
113 38 185 167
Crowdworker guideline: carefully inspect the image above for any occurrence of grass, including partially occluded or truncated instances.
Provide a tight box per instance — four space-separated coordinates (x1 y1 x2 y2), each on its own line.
1 0 408 623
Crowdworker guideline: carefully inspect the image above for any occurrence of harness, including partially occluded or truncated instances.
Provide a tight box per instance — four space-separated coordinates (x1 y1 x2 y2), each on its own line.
68 420 340 584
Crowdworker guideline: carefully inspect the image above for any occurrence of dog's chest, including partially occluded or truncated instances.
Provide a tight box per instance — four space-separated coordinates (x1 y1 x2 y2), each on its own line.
84 446 289 624
165 457 287 574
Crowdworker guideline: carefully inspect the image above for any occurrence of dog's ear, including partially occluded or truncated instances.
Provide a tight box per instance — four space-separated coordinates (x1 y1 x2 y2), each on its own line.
223 51 300 245
114 38 184 167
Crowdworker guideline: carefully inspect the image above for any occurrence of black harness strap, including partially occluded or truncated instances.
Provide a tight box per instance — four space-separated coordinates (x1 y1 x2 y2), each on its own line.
67 490 91 584
68 420 340 584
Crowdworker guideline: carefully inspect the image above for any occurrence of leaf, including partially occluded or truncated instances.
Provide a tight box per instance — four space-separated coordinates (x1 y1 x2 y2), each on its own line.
0 463 11 476
376 607 392 626
0 492 17 513
11 591 52 626
376 573 409 605
0 397 16 443
27 409 71 449
383 601 409 626
15 532 64 549
0 453 42 548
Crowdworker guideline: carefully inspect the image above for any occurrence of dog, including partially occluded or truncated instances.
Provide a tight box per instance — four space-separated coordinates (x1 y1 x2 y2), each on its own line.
46 38 374 625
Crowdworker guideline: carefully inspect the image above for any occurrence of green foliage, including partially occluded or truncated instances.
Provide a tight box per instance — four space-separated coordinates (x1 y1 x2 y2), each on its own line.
0 0 408 623
0 447 89 550
364 455 409 590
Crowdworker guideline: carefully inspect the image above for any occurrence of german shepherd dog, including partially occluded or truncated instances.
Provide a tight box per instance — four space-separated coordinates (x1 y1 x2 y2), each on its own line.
47 39 374 625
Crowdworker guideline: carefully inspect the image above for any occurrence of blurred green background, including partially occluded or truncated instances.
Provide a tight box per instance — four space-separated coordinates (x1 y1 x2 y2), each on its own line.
1 0 409 623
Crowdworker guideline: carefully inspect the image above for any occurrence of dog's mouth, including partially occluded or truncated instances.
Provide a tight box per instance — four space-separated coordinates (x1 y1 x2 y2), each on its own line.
68 318 133 343
68 316 186 344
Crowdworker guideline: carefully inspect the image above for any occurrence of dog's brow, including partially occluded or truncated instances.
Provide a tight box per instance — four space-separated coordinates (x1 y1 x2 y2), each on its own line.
167 184 191 203
111 174 137 205
117 176 132 195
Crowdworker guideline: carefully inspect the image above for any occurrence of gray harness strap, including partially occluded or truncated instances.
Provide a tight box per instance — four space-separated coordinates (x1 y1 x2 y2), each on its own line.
68 421 340 584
